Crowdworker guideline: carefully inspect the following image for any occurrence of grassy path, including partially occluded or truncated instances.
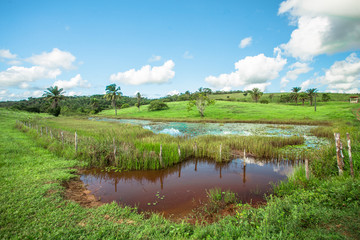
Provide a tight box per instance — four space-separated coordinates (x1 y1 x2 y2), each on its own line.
1 110 360 239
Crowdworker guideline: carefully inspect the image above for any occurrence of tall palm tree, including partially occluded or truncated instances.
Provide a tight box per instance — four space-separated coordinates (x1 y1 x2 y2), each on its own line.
43 86 65 116
299 92 308 106
291 87 301 104
249 88 263 103
306 88 318 106
136 92 141 111
105 84 122 115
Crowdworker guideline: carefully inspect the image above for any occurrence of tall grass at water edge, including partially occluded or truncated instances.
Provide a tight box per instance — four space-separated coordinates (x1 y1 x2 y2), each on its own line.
16 117 310 170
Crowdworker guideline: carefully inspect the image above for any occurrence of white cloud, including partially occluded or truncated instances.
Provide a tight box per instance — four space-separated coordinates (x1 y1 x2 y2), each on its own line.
148 55 162 62
280 62 312 87
300 79 312 89
167 90 180 96
279 0 360 60
27 48 76 69
7 60 22 65
320 53 360 93
0 49 17 59
183 51 194 59
0 66 61 87
110 60 175 85
205 52 287 92
239 37 252 48
65 91 82 96
53 74 91 90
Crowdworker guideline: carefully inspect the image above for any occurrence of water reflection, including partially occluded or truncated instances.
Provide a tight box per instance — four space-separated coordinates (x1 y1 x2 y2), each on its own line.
81 158 295 216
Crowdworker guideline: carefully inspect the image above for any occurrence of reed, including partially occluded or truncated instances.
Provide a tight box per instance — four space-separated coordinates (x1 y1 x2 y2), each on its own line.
16 117 314 170
310 126 333 139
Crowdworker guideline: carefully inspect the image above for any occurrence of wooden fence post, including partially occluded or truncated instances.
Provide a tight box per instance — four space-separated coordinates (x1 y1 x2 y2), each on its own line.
334 133 344 175
243 149 246 167
177 144 181 158
194 142 197 155
219 144 222 161
46 127 48 135
113 137 117 162
61 131 64 145
50 129 53 139
346 133 354 178
305 159 309 180
159 144 163 167
40 127 43 136
75 131 78 152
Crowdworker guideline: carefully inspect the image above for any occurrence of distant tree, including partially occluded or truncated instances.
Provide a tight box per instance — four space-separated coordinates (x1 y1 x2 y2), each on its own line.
202 88 212 96
104 84 122 115
187 92 215 117
90 98 101 114
299 92 308 106
280 94 291 103
43 86 65 117
136 92 141 111
322 93 331 102
269 94 274 102
306 88 318 106
291 87 301 104
249 88 263 103
148 100 169 111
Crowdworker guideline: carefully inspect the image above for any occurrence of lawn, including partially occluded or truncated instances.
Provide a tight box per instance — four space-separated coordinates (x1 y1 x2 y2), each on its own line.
98 101 358 125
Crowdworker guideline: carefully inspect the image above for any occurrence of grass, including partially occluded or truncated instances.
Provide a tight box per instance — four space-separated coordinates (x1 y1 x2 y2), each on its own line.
1 100 360 239
98 101 358 125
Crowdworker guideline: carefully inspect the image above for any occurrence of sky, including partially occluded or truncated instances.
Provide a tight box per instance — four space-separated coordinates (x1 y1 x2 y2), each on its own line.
1 0 360 101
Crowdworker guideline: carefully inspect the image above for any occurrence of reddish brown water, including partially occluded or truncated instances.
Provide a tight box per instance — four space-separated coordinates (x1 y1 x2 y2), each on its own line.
81 158 293 217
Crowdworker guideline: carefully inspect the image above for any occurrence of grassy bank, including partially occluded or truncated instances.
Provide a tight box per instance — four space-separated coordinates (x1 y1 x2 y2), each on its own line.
1 110 360 239
98 101 357 125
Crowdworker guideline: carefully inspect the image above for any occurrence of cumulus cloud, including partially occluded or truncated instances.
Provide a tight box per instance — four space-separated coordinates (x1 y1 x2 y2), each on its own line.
110 60 175 85
53 74 91 90
0 49 17 59
0 66 61 87
148 55 162 62
27 48 76 69
319 53 360 93
205 52 287 91
167 90 180 96
300 79 312 89
279 0 360 60
183 51 194 59
239 37 252 48
280 62 312 87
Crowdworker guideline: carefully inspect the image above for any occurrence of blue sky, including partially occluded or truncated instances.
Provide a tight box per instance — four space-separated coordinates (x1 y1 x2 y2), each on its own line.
1 0 360 100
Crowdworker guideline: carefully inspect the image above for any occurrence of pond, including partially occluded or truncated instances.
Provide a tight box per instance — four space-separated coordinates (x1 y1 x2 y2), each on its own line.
81 157 295 217
89 118 328 148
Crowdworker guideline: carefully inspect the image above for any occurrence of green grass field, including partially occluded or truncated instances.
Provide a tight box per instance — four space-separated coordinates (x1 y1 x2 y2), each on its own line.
1 100 360 239
99 101 358 125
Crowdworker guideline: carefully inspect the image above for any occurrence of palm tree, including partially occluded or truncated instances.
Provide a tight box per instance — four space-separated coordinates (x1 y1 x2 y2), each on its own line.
299 92 308 106
249 88 263 103
105 84 122 115
291 87 301 104
43 86 65 116
136 92 141 111
306 88 318 106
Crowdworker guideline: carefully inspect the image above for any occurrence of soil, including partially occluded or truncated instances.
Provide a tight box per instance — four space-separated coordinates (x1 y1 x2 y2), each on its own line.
63 175 103 208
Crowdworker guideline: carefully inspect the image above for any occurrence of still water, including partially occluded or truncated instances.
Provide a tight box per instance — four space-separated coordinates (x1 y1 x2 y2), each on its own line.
90 118 327 148
81 157 294 216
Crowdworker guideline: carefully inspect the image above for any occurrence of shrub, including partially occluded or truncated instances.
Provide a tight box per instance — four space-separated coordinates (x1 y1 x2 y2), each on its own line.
148 100 169 111
260 99 269 104
121 103 130 109
322 93 331 102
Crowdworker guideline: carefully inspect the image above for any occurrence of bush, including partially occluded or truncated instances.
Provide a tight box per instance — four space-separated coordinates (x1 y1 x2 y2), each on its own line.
148 101 169 111
121 103 130 109
260 99 269 104
322 93 331 102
